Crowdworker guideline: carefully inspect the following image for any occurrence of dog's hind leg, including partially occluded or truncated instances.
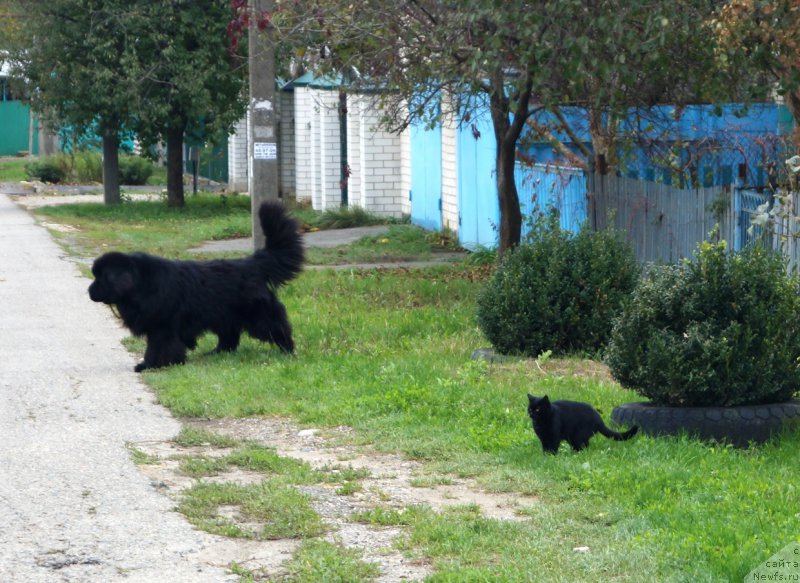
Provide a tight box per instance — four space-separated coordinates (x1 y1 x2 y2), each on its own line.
247 299 295 353
268 316 294 353
213 328 241 353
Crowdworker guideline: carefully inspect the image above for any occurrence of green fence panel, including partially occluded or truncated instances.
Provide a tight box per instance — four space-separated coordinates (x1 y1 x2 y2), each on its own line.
0 101 38 156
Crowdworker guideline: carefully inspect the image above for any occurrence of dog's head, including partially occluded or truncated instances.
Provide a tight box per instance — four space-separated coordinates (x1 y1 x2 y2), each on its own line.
88 252 139 305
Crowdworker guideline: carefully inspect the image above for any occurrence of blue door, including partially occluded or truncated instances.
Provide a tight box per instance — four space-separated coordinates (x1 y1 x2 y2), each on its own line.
458 119 499 249
410 121 442 231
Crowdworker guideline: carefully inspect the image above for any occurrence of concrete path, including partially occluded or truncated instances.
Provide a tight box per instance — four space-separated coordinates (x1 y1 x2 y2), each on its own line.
0 193 234 582
190 227 467 270
191 225 391 253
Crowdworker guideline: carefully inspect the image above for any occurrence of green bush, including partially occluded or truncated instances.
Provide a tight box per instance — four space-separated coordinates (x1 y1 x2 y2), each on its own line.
24 155 71 183
605 241 800 407
73 150 103 183
476 213 639 357
119 155 155 185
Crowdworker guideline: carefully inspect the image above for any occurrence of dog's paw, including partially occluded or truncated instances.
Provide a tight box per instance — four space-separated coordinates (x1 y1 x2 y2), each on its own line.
134 362 148 373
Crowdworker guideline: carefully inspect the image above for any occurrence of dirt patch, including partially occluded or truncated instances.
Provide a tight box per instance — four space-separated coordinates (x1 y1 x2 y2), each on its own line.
39 221 81 233
188 417 534 520
131 416 537 581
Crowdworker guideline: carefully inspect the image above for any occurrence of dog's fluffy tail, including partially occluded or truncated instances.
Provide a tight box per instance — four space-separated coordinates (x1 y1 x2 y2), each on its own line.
254 201 305 287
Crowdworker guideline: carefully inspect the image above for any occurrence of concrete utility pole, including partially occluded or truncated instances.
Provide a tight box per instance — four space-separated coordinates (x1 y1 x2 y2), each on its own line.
248 0 278 250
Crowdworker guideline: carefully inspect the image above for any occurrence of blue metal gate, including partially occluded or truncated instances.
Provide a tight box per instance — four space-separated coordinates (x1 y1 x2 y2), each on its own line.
457 119 499 249
410 121 442 231
735 188 771 251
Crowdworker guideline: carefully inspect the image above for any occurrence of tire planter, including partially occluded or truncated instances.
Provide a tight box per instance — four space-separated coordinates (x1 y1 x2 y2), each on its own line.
611 400 800 447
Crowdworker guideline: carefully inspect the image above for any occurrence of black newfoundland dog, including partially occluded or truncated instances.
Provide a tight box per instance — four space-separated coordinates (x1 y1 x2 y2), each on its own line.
88 201 304 372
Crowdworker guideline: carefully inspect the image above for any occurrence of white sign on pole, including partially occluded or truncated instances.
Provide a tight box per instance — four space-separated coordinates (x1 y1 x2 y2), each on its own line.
254 142 277 160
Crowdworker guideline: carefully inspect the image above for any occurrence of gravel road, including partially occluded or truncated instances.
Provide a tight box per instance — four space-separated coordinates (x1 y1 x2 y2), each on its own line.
0 192 234 581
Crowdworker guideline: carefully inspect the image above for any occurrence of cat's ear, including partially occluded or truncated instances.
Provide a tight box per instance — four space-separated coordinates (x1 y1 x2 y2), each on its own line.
541 395 550 404
527 393 535 402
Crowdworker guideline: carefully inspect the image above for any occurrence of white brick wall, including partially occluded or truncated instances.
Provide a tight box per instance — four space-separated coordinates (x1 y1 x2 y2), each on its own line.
441 106 459 234
230 81 408 220
279 90 295 197
355 101 405 217
227 116 249 193
347 95 364 208
286 88 405 217
294 86 314 202
314 88 343 210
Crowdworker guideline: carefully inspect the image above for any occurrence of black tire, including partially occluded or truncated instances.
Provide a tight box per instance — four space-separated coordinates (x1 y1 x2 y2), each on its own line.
611 401 800 447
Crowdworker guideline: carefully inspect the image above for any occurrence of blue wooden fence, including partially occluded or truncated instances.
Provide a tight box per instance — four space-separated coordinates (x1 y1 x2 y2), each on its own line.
517 164 587 238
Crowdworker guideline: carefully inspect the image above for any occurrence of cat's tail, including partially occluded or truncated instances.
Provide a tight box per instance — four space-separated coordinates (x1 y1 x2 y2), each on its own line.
599 424 639 441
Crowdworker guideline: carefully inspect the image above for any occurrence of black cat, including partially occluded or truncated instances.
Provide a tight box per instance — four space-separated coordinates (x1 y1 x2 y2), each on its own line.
527 394 638 454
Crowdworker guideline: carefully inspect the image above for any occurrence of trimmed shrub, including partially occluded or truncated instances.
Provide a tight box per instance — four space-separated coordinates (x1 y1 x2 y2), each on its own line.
605 241 800 407
119 155 155 185
24 155 71 183
476 213 639 357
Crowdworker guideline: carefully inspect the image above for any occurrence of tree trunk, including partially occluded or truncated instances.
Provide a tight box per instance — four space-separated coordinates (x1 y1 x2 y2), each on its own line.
787 90 800 152
488 84 523 255
166 125 185 208
102 133 121 205
588 108 611 176
495 139 522 254
37 125 58 156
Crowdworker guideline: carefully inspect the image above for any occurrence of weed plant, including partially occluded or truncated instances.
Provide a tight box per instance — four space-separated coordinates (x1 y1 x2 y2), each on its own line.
283 540 380 582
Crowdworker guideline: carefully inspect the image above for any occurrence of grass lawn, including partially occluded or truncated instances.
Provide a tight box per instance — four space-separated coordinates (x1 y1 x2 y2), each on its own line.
33 195 800 582
146 163 167 185
0 156 30 182
34 194 464 266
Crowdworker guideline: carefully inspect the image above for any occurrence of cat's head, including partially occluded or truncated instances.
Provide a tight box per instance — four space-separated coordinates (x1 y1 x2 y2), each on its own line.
527 394 551 417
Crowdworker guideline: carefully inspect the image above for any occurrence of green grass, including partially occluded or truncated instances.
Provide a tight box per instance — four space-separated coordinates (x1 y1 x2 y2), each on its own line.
175 440 369 485
34 194 253 257
283 540 380 582
38 196 800 581
305 224 463 265
146 163 167 185
173 442 332 540
0 157 29 181
139 265 800 581
178 480 326 540
127 446 160 465
174 425 240 448
285 198 407 230
31 194 462 265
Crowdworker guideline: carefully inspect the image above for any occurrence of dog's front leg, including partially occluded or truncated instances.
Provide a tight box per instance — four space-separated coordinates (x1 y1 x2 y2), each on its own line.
136 330 187 372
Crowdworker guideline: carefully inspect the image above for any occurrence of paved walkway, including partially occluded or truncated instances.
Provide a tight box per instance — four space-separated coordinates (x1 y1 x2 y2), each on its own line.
191 225 392 253
0 193 234 582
